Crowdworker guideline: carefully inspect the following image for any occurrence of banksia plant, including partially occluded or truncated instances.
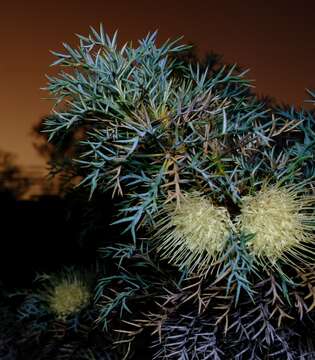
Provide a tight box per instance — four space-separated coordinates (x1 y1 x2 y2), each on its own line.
9 268 118 360
40 24 315 358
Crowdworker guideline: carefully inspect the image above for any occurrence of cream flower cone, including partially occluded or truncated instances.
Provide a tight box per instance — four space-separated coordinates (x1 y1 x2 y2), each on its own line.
155 193 233 274
237 184 315 266
45 271 91 320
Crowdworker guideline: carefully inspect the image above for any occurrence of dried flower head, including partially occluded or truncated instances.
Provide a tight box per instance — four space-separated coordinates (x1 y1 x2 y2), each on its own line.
155 193 233 273
45 272 91 320
237 184 315 266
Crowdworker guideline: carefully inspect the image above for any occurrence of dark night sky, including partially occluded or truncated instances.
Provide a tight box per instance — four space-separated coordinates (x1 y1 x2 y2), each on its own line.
1 0 315 167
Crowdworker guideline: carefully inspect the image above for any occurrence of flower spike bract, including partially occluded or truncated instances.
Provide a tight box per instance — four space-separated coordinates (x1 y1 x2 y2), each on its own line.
238 184 315 267
155 193 233 274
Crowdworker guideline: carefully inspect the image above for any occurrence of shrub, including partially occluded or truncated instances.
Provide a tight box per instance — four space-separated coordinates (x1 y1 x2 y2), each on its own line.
40 25 315 358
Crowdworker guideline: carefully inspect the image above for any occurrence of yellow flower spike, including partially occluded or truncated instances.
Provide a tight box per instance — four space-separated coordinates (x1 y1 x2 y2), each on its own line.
237 184 315 266
155 193 233 274
45 272 91 320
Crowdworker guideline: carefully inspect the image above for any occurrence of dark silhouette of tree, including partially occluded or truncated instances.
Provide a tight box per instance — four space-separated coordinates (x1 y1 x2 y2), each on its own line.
0 150 32 199
32 116 78 164
32 116 87 195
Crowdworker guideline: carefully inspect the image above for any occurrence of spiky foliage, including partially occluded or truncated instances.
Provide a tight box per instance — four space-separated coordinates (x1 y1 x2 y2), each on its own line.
41 25 315 358
0 285 18 360
94 241 178 359
43 24 256 238
151 269 315 359
152 314 224 359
